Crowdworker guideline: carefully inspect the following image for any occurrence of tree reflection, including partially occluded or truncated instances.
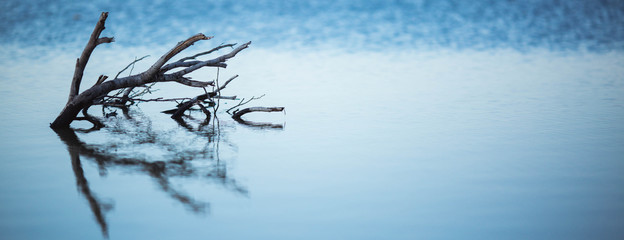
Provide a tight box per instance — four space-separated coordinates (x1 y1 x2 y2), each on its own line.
54 108 251 238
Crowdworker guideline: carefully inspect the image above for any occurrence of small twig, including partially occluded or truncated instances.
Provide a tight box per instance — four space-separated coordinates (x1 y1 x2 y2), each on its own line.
125 83 157 100
213 68 221 113
164 42 251 76
215 75 238 93
177 43 236 62
226 94 265 114
96 37 115 45
114 55 150 80
159 61 227 72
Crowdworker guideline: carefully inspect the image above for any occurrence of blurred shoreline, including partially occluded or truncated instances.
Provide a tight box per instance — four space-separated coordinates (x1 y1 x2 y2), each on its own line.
1 0 623 52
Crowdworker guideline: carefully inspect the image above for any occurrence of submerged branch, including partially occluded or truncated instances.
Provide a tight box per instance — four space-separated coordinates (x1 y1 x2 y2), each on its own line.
50 13 254 129
232 107 285 119
52 12 283 133
232 107 286 129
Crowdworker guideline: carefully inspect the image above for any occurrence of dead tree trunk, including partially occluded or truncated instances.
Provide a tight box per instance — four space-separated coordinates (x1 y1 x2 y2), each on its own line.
50 12 257 129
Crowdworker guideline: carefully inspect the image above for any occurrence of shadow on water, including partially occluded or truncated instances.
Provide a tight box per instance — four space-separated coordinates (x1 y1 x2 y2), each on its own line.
52 107 276 238
232 117 285 129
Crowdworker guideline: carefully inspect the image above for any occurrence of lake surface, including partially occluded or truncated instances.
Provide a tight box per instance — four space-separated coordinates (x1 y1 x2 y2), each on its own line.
1 1 624 239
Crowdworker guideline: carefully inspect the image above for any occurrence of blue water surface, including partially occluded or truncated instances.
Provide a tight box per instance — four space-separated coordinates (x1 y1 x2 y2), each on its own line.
1 0 623 50
0 1 623 239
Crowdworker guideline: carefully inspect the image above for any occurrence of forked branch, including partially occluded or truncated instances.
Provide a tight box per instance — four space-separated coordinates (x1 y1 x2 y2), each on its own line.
68 12 114 103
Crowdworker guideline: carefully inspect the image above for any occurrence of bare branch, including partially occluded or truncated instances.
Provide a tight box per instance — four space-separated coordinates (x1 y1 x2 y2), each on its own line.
96 37 115 45
170 98 200 119
161 61 227 72
168 42 251 77
144 34 212 79
226 94 265 114
163 75 214 88
51 13 266 129
68 12 112 103
232 107 285 120
231 107 285 129
120 87 134 104
214 75 238 93
166 75 238 118
177 43 236 62
114 55 150 80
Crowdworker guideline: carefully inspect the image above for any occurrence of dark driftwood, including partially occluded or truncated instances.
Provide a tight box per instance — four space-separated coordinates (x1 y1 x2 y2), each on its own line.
51 12 285 130
68 12 114 103
232 107 285 119
50 12 251 129
232 107 285 128
169 75 238 119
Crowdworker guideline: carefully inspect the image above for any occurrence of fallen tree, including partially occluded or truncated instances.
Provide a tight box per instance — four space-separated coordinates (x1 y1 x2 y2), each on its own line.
50 12 283 129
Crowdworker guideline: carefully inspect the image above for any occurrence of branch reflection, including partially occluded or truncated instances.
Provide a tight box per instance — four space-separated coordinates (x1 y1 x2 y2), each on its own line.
54 108 249 238
233 117 285 129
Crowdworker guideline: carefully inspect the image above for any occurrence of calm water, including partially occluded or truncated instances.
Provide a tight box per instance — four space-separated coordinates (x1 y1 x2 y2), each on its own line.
1 1 624 239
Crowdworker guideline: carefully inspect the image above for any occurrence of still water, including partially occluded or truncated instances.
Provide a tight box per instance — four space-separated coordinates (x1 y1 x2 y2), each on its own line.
1 0 624 239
